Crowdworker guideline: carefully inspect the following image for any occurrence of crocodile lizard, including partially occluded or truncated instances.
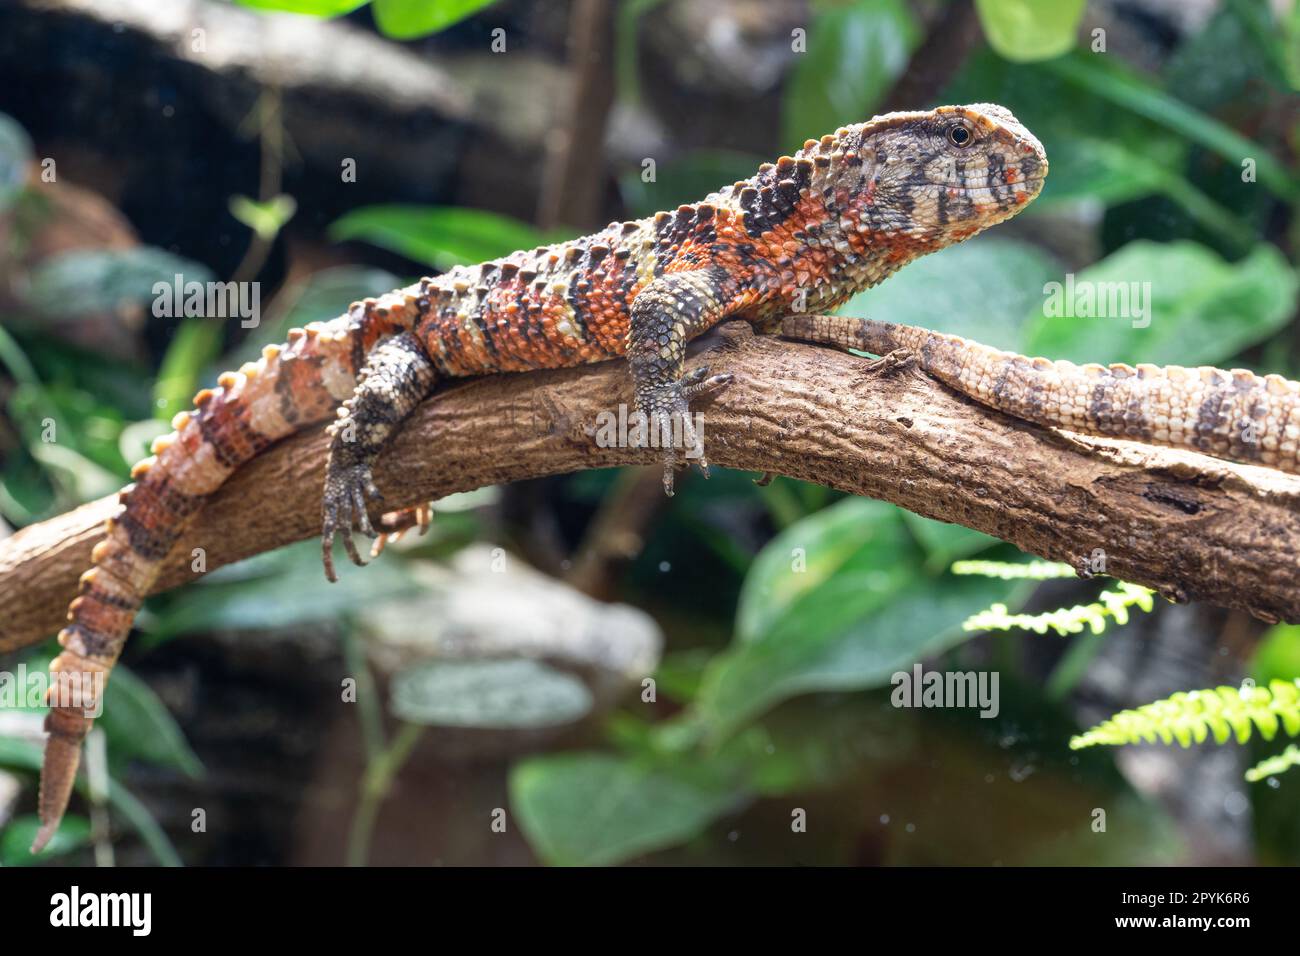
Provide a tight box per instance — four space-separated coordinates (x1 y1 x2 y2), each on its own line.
35 101 1295 853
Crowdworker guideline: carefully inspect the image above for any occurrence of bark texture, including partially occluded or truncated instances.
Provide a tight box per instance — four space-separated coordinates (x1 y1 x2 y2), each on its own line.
3 322 1300 654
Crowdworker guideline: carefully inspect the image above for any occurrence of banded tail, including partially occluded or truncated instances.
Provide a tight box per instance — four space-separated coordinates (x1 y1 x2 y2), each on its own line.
783 315 1300 476
31 284 428 852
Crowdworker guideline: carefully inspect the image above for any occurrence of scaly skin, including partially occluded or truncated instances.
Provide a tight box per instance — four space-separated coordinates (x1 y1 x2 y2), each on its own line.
34 103 1048 851
781 316 1300 475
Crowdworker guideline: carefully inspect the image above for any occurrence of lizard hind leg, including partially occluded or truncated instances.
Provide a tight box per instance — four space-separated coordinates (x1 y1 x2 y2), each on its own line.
627 270 740 496
321 331 438 581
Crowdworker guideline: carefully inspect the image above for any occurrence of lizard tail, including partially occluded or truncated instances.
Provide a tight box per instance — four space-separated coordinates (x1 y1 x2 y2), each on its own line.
32 286 428 853
785 316 1300 477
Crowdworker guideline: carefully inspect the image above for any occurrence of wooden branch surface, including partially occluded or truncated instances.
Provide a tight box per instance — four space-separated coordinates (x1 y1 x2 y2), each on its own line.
4 322 1300 655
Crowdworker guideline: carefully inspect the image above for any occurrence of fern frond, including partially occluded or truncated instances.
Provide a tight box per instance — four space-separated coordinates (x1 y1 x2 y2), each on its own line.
1071 680 1300 750
962 581 1155 636
1245 744 1300 783
951 559 1077 580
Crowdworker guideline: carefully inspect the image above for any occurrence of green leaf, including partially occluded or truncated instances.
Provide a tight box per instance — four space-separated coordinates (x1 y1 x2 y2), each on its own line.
1 814 90 864
228 193 296 242
27 443 123 502
371 0 498 38
153 318 224 421
234 0 369 16
143 539 423 642
1253 624 1300 686
698 570 1020 740
974 0 1084 62
1024 240 1300 367
99 668 203 778
0 112 32 213
735 498 913 645
782 0 920 152
511 753 742 866
1044 52 1300 204
329 205 567 271
390 659 592 728
24 248 214 319
839 237 1061 352
702 500 1023 740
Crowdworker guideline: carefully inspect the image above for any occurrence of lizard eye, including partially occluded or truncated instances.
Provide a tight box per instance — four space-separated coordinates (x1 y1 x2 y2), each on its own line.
946 123 973 148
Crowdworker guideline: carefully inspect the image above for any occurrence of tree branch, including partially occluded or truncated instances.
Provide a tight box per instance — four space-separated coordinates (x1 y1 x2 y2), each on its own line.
3 322 1300 654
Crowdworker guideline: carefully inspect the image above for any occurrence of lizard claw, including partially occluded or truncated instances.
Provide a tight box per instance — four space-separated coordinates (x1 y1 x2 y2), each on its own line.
321 463 383 582
640 365 733 496
369 503 434 559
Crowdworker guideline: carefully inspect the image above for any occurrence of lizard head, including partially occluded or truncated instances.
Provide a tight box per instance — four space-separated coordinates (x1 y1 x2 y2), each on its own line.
833 103 1048 247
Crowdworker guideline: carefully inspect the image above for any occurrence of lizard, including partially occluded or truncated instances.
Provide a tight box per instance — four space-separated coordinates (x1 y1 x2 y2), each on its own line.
33 99 1294 854
34 102 1050 850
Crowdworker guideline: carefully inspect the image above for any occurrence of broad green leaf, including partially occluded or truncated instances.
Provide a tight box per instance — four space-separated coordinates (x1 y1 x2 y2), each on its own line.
24 248 214 319
839 237 1061 352
735 498 913 644
235 0 368 15
371 0 498 38
696 570 1021 740
0 112 32 213
974 0 1084 62
229 193 297 241
1 814 90 864
99 668 203 778
330 205 567 271
782 0 920 152
511 752 742 866
619 149 764 219
390 659 592 728
1024 240 1299 367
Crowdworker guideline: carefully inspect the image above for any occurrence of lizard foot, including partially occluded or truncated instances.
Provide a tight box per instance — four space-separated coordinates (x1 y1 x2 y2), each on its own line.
639 365 733 496
864 348 916 376
370 502 434 559
321 462 383 582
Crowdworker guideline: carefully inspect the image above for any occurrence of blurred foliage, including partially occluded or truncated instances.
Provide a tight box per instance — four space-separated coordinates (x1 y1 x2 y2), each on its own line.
330 205 571 271
974 0 1086 62
782 0 920 151
2 0 1299 866
234 0 501 37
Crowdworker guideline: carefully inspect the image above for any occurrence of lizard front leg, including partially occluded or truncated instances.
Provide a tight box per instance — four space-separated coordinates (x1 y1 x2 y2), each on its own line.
322 330 438 580
627 269 738 495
